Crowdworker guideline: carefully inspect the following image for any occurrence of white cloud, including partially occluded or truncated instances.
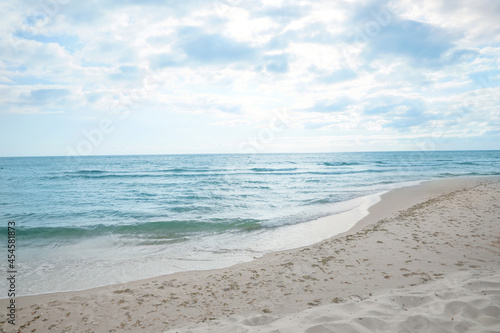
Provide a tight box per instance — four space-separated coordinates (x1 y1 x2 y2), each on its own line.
0 0 499 155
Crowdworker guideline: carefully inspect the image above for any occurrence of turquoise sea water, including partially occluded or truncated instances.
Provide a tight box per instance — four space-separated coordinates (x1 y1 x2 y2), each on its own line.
1 151 499 295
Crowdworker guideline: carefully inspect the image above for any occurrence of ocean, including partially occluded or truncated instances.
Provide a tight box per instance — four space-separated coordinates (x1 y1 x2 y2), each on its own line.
1 151 499 296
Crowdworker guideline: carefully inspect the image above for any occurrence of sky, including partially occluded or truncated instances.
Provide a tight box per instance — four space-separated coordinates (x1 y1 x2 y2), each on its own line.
0 0 499 156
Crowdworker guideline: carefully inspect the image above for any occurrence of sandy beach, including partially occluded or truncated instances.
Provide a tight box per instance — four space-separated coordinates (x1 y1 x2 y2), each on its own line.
2 176 500 332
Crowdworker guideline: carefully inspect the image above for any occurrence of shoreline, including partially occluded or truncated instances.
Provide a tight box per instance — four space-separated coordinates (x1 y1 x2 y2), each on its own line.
0 179 417 299
2 176 499 332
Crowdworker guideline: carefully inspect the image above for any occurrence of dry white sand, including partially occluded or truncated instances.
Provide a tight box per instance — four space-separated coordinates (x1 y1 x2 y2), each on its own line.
173 269 500 333
1 177 499 333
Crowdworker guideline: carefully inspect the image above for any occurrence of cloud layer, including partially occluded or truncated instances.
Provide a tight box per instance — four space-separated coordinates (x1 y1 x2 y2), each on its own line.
1 0 499 155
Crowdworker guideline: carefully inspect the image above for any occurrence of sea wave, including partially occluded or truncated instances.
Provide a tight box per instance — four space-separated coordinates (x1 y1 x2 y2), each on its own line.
46 168 398 180
323 162 362 167
16 219 263 242
250 167 298 172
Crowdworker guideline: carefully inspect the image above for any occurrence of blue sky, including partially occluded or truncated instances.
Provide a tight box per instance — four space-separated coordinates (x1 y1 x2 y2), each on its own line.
0 0 499 156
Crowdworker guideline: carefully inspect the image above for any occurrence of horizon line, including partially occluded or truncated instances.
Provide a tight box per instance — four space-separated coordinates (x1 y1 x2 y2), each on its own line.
1 149 499 159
